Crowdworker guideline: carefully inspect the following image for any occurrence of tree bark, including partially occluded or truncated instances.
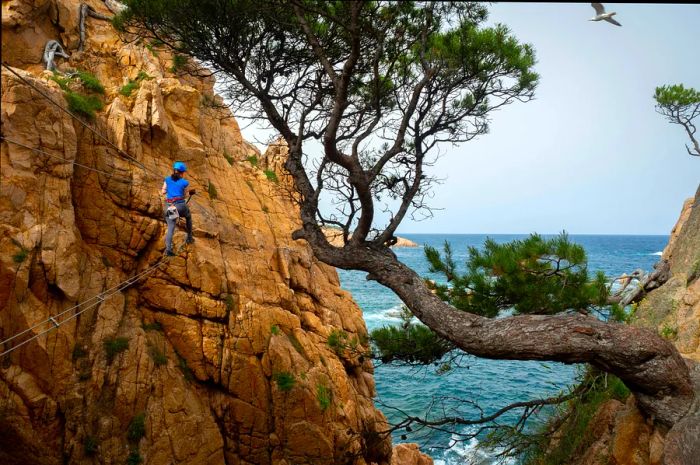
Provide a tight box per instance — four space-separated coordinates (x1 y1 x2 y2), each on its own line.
300 239 695 427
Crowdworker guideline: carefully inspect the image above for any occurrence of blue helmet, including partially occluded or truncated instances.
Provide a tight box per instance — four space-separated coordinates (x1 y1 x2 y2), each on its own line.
173 161 187 172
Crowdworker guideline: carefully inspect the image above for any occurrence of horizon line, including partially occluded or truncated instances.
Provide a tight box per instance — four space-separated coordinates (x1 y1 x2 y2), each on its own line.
395 232 671 236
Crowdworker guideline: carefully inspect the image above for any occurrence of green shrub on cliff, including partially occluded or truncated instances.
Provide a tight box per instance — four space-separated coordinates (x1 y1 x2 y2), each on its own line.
120 71 151 97
273 372 295 392
495 368 631 465
316 384 332 411
127 413 146 442
148 345 167 366
103 337 129 362
83 435 98 456
126 450 142 465
65 91 104 120
76 70 105 94
50 70 104 120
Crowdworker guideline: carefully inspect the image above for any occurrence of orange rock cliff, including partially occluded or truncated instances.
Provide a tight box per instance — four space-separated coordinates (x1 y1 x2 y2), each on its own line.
547 186 700 465
0 1 432 464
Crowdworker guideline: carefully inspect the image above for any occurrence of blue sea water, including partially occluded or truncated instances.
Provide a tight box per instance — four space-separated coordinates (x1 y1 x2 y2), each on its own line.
337 234 669 465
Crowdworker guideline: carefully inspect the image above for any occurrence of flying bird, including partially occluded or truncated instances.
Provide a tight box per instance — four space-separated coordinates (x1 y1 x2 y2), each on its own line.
590 3 622 27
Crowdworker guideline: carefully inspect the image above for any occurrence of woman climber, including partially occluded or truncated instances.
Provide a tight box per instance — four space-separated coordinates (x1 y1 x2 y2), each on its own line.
161 161 195 256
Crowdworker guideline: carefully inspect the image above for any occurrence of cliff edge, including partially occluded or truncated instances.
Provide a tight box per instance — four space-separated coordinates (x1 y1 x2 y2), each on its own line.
0 1 434 464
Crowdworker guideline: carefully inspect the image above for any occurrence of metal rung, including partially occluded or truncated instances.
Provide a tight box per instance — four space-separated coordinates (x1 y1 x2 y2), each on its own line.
48 317 60 328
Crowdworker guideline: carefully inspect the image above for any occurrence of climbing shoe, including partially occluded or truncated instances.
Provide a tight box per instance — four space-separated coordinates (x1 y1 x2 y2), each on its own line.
185 237 195 244
165 250 177 257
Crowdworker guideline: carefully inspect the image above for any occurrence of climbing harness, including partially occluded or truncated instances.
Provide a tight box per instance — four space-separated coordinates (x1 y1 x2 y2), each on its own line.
166 204 180 220
0 63 204 358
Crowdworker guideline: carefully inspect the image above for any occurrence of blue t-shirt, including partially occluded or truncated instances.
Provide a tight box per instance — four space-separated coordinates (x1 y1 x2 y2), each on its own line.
164 175 190 200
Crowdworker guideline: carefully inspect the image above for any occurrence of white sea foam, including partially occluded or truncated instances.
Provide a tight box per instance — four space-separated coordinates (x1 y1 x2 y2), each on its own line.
363 304 407 323
430 430 517 465
650 251 663 256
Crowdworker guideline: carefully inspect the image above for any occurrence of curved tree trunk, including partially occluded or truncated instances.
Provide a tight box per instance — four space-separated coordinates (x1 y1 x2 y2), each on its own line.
295 233 695 427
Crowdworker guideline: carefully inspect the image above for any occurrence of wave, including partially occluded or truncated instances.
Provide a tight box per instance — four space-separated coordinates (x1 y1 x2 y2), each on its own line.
363 304 408 324
431 432 517 465
650 251 663 256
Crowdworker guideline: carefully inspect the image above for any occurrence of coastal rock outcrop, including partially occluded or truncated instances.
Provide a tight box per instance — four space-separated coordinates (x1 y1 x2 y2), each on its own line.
322 228 418 249
551 185 700 465
0 1 435 464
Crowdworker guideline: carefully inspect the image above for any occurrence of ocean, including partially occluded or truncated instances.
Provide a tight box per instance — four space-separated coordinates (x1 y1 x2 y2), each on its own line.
336 234 669 465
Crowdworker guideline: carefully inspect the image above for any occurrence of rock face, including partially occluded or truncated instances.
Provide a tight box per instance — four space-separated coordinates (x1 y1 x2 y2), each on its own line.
555 185 700 465
0 1 436 464
637 186 700 362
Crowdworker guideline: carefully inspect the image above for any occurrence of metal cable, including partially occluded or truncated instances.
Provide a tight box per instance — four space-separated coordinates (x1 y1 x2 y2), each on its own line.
1 62 161 180
0 64 202 357
0 245 188 357
1 136 153 187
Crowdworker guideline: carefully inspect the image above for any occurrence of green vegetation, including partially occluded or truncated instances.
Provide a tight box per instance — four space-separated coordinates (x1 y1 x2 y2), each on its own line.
49 73 71 90
223 149 234 165
101 256 112 268
103 337 129 362
119 71 152 97
270 324 280 336
327 329 349 356
127 413 146 442
425 233 609 317
516 369 630 465
148 345 168 366
653 84 700 157
201 93 220 108
609 302 637 324
287 332 306 358
688 258 700 284
371 319 453 365
72 345 87 361
50 71 104 120
78 368 92 381
119 81 139 96
316 384 332 411
65 92 104 120
273 372 295 392
246 155 258 167
126 450 142 465
12 247 28 263
170 54 188 73
83 435 98 456
176 352 194 382
75 70 105 94
145 43 158 56
208 181 218 200
660 324 678 340
263 169 278 183
224 294 235 313
142 321 163 332
261 205 269 213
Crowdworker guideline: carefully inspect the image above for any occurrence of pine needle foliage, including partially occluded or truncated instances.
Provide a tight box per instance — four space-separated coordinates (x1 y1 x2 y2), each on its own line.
372 234 610 364
76 70 105 94
371 306 454 364
425 232 609 317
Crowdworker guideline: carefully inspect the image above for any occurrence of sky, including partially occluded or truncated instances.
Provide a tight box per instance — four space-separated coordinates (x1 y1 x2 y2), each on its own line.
240 3 700 235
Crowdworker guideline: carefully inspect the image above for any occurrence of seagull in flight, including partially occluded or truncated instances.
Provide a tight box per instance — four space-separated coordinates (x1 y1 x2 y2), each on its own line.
590 3 622 26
